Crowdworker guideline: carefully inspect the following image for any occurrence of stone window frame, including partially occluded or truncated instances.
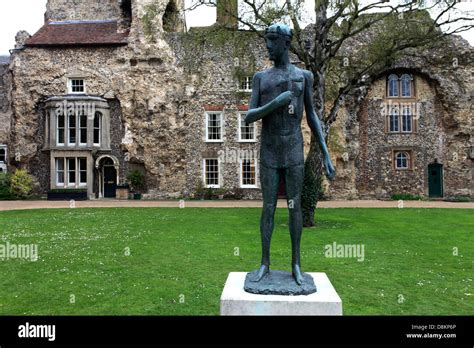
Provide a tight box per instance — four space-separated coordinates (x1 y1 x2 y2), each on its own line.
388 105 400 133
67 78 86 95
240 158 258 189
401 104 413 133
239 76 253 92
55 156 89 188
386 73 415 99
0 145 6 164
49 99 110 150
203 158 221 188
57 113 66 146
67 113 77 146
400 74 413 97
79 112 88 146
388 74 399 97
93 112 102 146
385 73 418 135
238 112 256 142
393 150 414 171
55 158 65 186
205 111 224 143
385 102 416 134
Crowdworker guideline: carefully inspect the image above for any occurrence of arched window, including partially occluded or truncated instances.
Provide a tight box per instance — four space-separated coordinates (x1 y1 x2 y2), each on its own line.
402 105 412 132
389 106 399 132
388 74 399 97
395 152 410 170
0 148 5 163
401 74 412 97
94 112 102 145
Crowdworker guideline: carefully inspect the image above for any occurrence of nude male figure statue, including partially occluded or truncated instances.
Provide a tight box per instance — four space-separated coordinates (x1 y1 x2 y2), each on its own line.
246 23 336 285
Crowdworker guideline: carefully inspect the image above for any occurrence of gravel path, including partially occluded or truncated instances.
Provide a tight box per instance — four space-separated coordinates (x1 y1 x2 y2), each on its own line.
0 199 472 211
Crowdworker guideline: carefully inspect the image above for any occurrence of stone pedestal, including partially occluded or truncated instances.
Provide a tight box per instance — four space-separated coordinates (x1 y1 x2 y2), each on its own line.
220 272 342 316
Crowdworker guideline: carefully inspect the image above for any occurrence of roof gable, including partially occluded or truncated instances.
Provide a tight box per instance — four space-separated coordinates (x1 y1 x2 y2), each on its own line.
25 20 128 47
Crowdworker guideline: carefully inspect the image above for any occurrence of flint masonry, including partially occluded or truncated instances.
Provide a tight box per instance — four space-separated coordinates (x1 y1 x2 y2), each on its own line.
0 0 472 200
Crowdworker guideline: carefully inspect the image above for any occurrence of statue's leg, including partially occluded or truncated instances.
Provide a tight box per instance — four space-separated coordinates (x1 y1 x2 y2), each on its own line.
285 164 304 285
254 164 280 282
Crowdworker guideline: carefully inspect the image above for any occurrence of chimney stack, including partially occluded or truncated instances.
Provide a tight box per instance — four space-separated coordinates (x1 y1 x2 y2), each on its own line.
216 0 238 29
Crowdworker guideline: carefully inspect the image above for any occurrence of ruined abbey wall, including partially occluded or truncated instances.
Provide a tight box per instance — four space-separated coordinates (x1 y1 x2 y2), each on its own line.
0 58 11 146
45 0 122 22
6 0 473 200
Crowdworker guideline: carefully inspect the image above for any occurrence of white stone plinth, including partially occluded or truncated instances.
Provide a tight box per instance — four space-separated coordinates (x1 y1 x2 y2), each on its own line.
220 272 342 316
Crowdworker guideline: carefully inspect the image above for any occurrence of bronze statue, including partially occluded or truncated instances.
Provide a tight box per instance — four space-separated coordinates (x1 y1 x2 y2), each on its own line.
245 23 335 288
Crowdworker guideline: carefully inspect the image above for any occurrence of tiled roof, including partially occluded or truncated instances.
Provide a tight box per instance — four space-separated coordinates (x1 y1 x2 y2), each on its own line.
25 20 128 47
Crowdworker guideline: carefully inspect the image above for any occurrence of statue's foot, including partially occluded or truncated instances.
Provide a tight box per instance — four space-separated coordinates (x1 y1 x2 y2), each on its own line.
292 264 304 285
252 265 270 282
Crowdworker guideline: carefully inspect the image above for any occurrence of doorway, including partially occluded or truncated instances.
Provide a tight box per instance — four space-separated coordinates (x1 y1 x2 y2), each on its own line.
428 163 443 198
102 158 117 198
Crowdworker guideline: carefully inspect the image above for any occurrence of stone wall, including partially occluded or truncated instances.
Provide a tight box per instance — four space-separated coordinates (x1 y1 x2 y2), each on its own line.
354 76 443 198
166 28 266 199
325 34 473 200
10 45 187 197
45 0 122 22
0 56 11 146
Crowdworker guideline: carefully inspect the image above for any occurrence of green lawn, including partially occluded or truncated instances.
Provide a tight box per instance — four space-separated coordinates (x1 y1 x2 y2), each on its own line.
0 208 472 315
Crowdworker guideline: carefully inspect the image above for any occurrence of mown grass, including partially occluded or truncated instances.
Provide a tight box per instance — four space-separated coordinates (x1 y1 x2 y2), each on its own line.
0 208 472 315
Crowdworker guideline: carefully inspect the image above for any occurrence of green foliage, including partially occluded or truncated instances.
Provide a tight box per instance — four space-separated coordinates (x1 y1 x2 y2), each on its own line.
391 193 424 201
127 170 145 193
194 181 229 200
194 180 206 200
142 3 159 43
179 27 257 73
0 173 14 200
445 196 472 203
9 169 34 200
327 126 345 156
205 187 214 200
204 187 227 200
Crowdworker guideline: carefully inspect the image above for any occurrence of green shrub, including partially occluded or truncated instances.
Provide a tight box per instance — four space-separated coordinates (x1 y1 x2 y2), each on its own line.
215 188 226 198
205 187 214 200
0 172 14 200
445 196 471 203
10 169 34 199
194 180 206 200
391 193 424 201
127 170 145 193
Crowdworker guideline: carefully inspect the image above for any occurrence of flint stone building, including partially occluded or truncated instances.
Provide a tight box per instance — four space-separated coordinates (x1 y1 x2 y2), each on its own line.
0 0 472 200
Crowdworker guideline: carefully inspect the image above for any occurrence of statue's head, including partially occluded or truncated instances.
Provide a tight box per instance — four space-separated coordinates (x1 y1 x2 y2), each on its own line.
264 23 293 61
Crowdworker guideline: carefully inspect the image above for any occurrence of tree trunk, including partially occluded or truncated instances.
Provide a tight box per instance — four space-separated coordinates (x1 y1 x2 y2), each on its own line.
302 1 328 227
302 139 324 227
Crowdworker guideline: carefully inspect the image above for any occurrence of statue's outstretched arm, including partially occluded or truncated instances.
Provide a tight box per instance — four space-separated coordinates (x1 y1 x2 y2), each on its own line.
246 73 292 124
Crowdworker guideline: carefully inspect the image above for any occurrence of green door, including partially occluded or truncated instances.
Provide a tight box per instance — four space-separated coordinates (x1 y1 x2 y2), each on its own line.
428 163 443 198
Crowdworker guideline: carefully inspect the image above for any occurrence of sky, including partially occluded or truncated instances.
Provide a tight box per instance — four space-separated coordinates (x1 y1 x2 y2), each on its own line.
0 0 472 56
